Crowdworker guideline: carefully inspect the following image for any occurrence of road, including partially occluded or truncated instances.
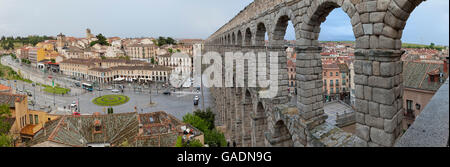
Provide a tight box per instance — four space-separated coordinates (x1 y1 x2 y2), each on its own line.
1 55 214 120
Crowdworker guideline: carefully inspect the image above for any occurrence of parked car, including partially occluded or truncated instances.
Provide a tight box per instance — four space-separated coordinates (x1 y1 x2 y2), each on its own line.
193 96 200 105
70 101 77 108
112 89 120 93
163 90 171 95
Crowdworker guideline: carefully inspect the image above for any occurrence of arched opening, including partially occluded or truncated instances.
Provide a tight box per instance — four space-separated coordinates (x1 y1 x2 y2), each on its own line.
244 28 252 46
237 30 243 46
272 14 298 101
252 101 267 147
296 1 356 135
231 32 236 45
255 23 268 46
271 120 294 147
242 89 253 147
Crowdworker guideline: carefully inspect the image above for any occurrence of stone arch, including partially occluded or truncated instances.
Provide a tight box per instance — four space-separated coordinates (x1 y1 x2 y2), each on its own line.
252 101 268 147
240 89 253 147
298 0 360 47
236 30 243 46
255 22 267 46
269 120 294 147
244 27 252 46
272 15 292 43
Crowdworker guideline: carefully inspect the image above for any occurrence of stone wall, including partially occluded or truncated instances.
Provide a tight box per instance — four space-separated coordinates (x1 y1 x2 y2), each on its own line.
205 0 425 147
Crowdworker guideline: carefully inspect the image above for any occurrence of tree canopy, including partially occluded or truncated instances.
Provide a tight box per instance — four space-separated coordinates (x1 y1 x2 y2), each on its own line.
155 37 177 47
90 34 110 47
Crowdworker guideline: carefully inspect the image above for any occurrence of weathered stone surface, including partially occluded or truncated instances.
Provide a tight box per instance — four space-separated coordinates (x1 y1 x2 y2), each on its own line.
372 61 380 76
364 86 372 100
355 98 368 114
373 23 384 35
355 85 365 99
380 104 397 119
362 61 372 75
379 35 395 49
368 101 380 117
370 127 395 147
377 0 390 11
382 25 398 39
365 115 384 129
207 0 419 148
380 62 397 77
354 75 368 85
356 112 365 124
368 76 394 89
355 123 370 141
370 12 386 23
384 116 397 133
363 24 373 35
370 35 379 49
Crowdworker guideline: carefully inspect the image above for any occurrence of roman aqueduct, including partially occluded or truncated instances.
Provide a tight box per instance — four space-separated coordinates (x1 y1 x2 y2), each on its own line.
202 0 426 147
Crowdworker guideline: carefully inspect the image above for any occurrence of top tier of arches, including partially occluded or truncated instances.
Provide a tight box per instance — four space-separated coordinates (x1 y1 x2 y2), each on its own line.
207 0 425 50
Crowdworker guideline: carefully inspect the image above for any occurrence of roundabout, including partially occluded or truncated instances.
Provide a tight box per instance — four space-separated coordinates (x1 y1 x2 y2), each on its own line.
92 95 130 106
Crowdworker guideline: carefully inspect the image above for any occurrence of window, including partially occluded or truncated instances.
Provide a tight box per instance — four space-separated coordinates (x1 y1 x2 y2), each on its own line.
324 72 327 76
330 72 333 76
330 88 334 94
95 125 101 132
29 114 33 124
416 104 421 110
35 115 39 124
330 80 333 86
406 100 413 110
336 72 339 76
336 79 339 86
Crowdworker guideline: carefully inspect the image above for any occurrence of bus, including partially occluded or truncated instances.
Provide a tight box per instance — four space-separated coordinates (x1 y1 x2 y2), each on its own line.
82 83 93 92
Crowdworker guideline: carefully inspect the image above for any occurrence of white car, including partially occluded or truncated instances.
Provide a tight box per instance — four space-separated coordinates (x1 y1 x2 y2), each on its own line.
112 89 120 93
194 96 200 101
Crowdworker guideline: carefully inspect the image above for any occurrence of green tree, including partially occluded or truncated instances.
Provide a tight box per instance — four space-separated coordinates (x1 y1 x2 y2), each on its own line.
204 129 227 147
157 37 167 47
0 104 12 135
193 108 215 130
0 134 12 147
182 113 210 132
50 59 56 63
151 57 156 64
166 37 176 45
119 139 130 147
183 139 203 147
90 34 110 47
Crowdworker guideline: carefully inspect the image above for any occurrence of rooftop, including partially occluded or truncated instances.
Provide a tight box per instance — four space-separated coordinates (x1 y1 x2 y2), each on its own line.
29 111 201 147
395 79 449 147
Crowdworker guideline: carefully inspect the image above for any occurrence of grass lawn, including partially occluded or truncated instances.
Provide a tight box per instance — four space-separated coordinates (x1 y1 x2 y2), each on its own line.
92 95 130 106
42 85 70 94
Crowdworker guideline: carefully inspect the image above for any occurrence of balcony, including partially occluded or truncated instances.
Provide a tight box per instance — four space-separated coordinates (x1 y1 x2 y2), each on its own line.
404 109 415 120
395 79 449 147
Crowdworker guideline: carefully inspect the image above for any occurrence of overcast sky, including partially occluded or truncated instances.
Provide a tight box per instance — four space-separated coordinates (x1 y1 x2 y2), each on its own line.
0 0 448 45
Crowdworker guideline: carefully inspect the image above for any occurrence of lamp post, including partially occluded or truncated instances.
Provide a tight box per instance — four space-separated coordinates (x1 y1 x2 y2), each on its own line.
32 83 36 110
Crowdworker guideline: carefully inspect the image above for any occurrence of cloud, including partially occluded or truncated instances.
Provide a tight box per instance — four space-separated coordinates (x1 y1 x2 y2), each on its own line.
0 0 447 45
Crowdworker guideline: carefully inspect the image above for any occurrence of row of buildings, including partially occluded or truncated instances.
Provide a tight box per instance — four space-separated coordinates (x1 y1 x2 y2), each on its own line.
14 29 203 85
0 85 203 147
59 58 173 83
